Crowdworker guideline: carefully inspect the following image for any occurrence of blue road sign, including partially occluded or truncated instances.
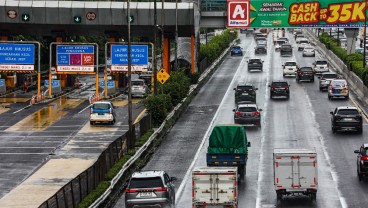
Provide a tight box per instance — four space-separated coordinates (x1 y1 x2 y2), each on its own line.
0 79 4 87
111 45 148 65
57 45 94 65
0 43 35 64
44 80 60 87
100 80 115 88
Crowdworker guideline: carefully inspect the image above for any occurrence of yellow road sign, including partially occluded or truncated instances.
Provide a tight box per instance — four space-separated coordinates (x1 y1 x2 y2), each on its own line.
157 68 170 84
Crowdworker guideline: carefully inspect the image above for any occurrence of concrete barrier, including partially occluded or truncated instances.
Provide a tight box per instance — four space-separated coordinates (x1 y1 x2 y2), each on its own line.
305 29 368 105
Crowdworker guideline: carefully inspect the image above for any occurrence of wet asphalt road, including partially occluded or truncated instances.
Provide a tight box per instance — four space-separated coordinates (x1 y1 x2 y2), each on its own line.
0 78 144 199
115 30 368 208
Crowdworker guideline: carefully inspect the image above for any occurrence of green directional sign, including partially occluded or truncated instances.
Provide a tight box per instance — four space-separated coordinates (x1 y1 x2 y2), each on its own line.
21 14 30 22
127 15 134 23
74 16 82 23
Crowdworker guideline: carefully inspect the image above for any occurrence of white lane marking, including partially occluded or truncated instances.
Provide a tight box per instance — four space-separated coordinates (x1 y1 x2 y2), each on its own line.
0 153 50 155
79 104 93 114
0 147 55 149
13 104 32 114
175 43 253 202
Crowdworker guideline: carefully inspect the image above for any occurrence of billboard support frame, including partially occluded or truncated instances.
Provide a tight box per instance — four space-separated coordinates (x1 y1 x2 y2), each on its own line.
0 41 40 96
49 42 99 97
104 42 153 98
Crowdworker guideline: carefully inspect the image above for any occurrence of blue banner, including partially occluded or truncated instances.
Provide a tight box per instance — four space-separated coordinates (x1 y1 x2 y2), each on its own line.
100 80 115 88
111 45 148 65
44 80 60 87
0 44 35 64
57 45 94 66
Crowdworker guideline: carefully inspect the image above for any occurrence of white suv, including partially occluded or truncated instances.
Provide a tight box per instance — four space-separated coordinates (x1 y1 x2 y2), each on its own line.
314 60 329 74
282 61 298 77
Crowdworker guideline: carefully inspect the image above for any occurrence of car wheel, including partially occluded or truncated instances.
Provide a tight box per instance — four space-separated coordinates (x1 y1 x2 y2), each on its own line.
357 128 363 134
313 54 316 57
286 95 290 100
332 126 336 134
311 78 314 83
328 95 332 100
270 94 273 99
302 54 305 57
345 95 349 100
358 171 362 181
90 121 94 126
283 73 285 77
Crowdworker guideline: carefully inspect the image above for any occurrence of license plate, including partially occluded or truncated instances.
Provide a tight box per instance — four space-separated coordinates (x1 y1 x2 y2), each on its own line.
137 192 155 198
242 93 248 95
341 90 346 93
289 68 294 70
320 67 324 69
344 118 353 121
98 113 104 115
253 63 258 64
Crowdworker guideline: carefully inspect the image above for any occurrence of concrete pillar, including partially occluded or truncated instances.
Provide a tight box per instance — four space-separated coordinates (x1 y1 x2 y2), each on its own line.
344 28 359 54
191 34 195 74
163 37 170 73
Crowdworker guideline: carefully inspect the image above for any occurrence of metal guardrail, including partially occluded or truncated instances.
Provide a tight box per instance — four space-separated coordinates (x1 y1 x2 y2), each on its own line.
89 38 239 208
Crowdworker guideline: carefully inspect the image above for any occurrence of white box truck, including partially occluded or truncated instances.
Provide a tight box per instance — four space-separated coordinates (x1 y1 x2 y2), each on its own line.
273 149 318 204
192 167 238 208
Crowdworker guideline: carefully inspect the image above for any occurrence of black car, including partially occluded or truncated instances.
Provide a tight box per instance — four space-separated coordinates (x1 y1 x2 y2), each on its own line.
330 106 363 134
255 45 267 54
280 44 293 56
234 84 258 103
247 58 263 71
233 103 262 127
296 66 314 82
269 81 290 99
354 144 368 181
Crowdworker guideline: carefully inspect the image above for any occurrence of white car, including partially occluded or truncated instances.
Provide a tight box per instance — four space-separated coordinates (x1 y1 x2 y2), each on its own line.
282 61 298 77
313 60 329 74
297 38 310 50
295 35 306 43
328 79 349 100
89 101 116 125
302 46 316 57
131 79 149 97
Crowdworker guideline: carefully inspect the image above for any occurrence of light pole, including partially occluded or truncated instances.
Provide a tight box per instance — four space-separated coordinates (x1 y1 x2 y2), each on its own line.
175 0 178 71
127 0 133 148
161 0 165 70
364 2 367 68
153 0 158 94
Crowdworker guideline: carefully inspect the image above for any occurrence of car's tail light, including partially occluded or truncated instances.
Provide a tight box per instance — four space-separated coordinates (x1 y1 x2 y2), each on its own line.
361 156 368 161
154 187 167 192
343 87 348 90
253 112 260 116
125 189 138 193
284 86 289 90
329 87 334 91
235 111 242 115
271 87 276 90
109 108 112 114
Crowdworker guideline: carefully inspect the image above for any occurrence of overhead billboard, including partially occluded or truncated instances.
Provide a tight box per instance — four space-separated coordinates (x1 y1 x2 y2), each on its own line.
110 45 149 72
56 45 95 72
0 43 35 71
229 0 368 28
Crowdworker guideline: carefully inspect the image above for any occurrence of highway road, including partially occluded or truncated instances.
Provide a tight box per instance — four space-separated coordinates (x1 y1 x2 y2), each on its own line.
0 74 145 200
115 30 368 207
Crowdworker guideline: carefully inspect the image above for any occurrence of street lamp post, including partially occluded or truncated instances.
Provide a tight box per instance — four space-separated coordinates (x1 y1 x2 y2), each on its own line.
161 0 165 70
364 2 367 68
175 0 178 71
153 0 158 94
127 0 133 148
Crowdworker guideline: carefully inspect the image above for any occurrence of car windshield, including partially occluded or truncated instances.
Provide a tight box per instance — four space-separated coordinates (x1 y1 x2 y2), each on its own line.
249 59 261 63
238 107 257 112
132 81 144 86
301 67 313 71
316 61 328 65
93 103 110 110
281 45 291 48
331 80 347 87
233 46 241 49
272 82 288 87
337 109 359 115
237 86 253 91
129 177 164 189
276 41 286 45
322 74 337 79
304 47 314 50
285 62 296 66
300 40 309 44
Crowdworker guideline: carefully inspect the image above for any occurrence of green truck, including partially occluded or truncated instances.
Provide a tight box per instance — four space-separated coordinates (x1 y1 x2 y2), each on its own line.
206 125 251 178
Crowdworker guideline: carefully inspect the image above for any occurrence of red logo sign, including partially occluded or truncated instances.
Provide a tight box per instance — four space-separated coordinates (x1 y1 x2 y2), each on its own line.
82 54 94 65
227 0 250 28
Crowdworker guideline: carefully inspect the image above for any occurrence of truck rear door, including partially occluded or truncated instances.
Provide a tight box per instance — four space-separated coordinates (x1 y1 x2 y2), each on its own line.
298 154 317 189
193 172 237 205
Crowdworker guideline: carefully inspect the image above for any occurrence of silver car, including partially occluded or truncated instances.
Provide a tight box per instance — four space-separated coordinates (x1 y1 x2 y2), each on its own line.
328 79 349 100
131 79 149 98
314 60 329 74
125 171 176 208
318 72 339 91
302 46 316 57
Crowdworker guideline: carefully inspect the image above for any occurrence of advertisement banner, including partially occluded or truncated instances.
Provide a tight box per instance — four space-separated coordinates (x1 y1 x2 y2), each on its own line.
56 45 95 73
248 0 368 28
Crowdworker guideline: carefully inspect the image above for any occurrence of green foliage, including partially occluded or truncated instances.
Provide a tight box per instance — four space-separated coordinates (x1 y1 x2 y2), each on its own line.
105 155 131 181
190 72 200 84
161 70 190 106
127 149 136 156
76 181 109 208
143 94 172 126
135 129 154 147
319 32 368 86
199 29 236 64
